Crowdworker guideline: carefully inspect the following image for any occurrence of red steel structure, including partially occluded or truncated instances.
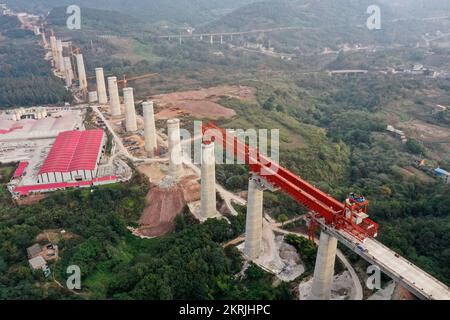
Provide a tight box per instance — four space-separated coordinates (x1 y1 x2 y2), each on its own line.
202 123 379 241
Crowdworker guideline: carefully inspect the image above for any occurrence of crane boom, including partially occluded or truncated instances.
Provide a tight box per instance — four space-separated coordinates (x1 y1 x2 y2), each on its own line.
202 123 379 241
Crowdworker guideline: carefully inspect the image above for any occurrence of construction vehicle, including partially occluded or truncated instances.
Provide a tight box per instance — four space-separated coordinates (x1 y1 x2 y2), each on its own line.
201 122 379 242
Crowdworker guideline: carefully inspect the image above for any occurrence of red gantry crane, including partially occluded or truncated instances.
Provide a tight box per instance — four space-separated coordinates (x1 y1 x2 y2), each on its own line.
202 123 379 242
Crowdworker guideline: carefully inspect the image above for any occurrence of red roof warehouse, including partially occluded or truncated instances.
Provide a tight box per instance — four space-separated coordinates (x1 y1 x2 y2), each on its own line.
39 129 105 174
37 130 105 184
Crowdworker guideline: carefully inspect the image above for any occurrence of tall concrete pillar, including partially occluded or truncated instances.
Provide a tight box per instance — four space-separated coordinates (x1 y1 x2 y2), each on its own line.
167 118 183 177
88 91 98 103
41 31 48 48
95 68 108 105
56 40 65 73
108 76 121 117
50 36 58 68
123 87 137 132
75 53 88 91
64 57 74 81
143 101 157 156
244 178 264 260
210 35 214 44
309 231 338 300
63 57 74 87
200 142 217 219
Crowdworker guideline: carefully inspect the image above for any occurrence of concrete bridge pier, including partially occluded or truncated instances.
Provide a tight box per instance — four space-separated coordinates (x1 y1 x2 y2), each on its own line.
63 57 74 87
108 76 121 117
56 40 65 74
123 87 138 132
143 101 157 156
75 53 88 91
167 118 183 177
210 35 214 45
50 36 58 66
200 142 217 220
244 177 264 260
95 68 108 105
309 231 338 300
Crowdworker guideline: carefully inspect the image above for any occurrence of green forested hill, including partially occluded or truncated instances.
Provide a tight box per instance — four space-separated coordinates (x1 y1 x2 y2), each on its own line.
201 0 450 52
206 0 380 31
5 0 259 25
0 16 72 108
200 0 395 53
47 7 144 35
379 0 450 18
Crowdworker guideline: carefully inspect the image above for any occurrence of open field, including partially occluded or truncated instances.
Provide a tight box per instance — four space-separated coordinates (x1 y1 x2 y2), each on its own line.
401 119 450 143
107 37 162 64
152 85 255 120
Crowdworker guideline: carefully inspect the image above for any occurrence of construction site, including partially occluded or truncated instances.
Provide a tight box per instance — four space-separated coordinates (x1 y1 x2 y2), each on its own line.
1 4 450 302
0 105 130 199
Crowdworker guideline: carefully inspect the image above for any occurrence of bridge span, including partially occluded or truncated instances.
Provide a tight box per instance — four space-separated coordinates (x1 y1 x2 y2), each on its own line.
321 223 450 300
158 27 303 40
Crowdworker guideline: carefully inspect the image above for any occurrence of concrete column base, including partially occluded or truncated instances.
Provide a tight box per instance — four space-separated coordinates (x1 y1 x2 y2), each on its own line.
309 231 338 300
168 118 183 178
200 143 217 220
244 178 264 260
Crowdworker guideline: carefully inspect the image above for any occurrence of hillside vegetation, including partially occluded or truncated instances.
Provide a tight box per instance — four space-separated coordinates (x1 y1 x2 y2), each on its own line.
0 16 72 108
203 0 450 53
1 0 450 297
0 171 291 300
6 0 259 25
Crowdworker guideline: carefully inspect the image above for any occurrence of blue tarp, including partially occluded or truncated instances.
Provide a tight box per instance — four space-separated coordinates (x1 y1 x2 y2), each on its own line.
434 168 449 176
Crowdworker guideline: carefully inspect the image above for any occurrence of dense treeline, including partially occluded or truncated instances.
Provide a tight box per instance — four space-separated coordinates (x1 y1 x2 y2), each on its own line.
0 170 292 300
105 214 291 300
0 41 53 78
0 77 72 107
0 15 20 31
0 16 72 108
0 172 147 299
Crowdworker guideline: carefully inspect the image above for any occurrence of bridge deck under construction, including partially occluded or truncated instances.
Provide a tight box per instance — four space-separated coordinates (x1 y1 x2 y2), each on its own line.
323 224 450 300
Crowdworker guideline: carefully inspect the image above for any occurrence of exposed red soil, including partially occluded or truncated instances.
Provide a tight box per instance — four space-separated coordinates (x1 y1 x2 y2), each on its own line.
137 176 201 237
392 284 417 300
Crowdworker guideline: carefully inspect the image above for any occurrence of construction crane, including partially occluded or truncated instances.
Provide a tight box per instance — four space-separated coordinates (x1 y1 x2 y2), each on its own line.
86 73 159 87
201 123 379 242
118 73 159 87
